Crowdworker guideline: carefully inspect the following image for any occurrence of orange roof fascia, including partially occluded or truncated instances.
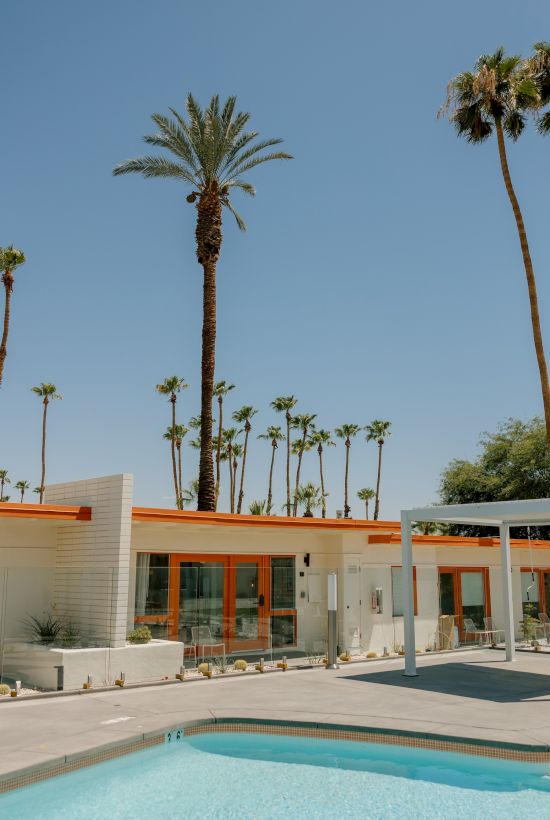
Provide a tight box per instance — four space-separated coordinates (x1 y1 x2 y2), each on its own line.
368 532 550 549
132 507 400 531
0 502 91 521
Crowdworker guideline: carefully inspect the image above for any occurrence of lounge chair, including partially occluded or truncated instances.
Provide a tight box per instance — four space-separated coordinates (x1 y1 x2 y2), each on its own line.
463 617 489 645
190 625 225 664
483 616 505 645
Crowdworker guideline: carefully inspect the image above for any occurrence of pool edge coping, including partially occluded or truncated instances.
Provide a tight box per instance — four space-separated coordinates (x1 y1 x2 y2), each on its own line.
1 716 550 795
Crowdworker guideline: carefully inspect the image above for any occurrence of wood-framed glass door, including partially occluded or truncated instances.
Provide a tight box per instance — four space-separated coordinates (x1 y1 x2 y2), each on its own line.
439 567 490 639
227 555 268 651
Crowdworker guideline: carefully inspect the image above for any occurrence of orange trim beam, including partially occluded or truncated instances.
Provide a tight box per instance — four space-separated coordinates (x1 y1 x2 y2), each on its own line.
132 507 400 530
0 502 91 521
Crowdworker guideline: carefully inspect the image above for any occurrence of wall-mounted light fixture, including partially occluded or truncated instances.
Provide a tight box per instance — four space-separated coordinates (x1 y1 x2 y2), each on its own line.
304 553 310 567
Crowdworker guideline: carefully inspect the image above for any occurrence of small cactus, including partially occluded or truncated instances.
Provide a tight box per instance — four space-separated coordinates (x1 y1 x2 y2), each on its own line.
339 652 352 662
366 651 378 658
0 683 11 696
234 659 248 671
198 662 210 675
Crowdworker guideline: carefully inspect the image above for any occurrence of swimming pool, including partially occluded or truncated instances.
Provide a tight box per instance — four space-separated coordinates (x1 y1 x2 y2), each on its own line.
2 731 550 819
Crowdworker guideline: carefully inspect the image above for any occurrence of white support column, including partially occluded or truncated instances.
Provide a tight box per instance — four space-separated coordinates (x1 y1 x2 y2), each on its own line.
401 511 417 676
499 523 515 662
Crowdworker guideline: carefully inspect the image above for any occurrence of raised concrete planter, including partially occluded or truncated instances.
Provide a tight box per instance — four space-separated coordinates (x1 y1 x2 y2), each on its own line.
1 640 184 690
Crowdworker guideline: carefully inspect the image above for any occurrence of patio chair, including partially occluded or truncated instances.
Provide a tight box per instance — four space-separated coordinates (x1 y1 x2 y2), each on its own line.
537 612 550 642
483 617 505 645
190 625 225 664
463 618 489 645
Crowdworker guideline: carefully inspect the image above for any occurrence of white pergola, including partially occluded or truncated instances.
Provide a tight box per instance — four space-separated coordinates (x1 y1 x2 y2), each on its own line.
400 498 550 676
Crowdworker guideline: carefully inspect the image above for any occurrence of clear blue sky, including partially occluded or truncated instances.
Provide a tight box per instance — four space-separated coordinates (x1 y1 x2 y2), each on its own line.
2 1 549 517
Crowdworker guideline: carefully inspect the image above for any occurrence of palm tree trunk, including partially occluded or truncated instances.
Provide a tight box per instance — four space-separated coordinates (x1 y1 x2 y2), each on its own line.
374 443 383 520
0 272 14 388
495 119 550 453
227 446 234 513
215 396 223 511
285 413 291 516
232 457 238 512
170 397 180 509
318 445 326 518
344 443 350 517
365 500 369 520
267 443 276 514
236 427 249 514
177 442 182 507
39 399 48 504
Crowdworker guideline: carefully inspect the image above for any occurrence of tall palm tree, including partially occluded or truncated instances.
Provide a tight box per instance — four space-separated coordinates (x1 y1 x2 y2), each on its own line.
290 436 314 515
294 482 322 518
15 480 30 503
156 377 188 510
290 413 316 515
528 42 550 131
232 405 257 514
309 429 335 518
357 487 376 520
31 383 62 504
212 380 235 509
334 424 361 517
114 95 292 511
0 469 10 500
271 396 298 515
365 420 392 520
258 426 285 514
0 245 26 388
441 49 550 452
163 424 189 508
221 427 239 512
231 442 243 512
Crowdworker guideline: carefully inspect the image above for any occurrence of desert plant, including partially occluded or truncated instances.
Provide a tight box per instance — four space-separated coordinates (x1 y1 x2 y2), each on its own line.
60 621 80 648
520 615 539 643
366 651 378 658
0 683 11 695
233 659 248 671
197 662 211 674
127 625 152 644
212 655 233 674
25 613 64 645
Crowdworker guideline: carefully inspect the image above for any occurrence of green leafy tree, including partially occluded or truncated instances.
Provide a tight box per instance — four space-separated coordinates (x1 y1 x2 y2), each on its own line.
0 245 25 387
357 487 376 520
114 95 292 511
290 413 316 516
365 420 391 520
441 48 550 454
156 377 188 509
271 396 298 515
335 424 361 518
258 426 285 515
15 480 30 503
213 381 235 509
294 482 322 517
232 405 258 514
440 417 550 537
310 429 335 518
31 384 62 504
0 470 10 500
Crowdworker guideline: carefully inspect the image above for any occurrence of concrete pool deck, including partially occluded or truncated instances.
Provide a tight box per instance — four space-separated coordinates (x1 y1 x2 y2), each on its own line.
2 649 550 782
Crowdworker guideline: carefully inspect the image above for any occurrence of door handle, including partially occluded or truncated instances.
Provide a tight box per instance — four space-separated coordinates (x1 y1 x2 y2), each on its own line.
258 594 265 606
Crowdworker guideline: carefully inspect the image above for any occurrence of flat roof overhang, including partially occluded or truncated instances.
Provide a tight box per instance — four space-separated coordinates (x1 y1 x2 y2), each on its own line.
0 503 92 521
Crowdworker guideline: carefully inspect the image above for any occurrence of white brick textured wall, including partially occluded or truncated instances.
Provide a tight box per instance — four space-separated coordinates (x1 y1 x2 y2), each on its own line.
44 474 133 648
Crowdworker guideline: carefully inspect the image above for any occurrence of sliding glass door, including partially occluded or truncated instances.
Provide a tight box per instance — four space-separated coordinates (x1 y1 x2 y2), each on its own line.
438 567 490 639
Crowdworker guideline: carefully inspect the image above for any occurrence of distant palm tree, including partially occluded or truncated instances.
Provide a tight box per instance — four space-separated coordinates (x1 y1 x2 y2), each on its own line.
310 429 335 518
335 424 361 517
414 521 440 535
0 470 10 500
213 381 235 509
365 420 392 520
290 413 316 515
0 245 26 388
156 377 188 509
31 383 62 504
33 486 42 499
114 94 292 511
441 48 550 453
221 427 239 512
163 424 189 508
231 442 243 512
15 480 30 503
232 405 258 514
258 425 285 514
271 396 298 515
249 499 267 515
357 487 376 520
294 482 322 517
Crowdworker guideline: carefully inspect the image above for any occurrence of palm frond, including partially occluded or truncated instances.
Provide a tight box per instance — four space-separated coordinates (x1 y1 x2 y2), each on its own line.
113 156 198 185
221 197 247 231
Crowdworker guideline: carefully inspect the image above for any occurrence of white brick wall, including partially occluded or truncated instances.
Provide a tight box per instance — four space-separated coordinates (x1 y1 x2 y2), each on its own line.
44 474 133 648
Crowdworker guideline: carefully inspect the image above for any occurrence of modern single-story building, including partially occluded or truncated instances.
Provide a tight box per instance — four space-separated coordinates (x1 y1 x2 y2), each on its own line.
1 474 549 689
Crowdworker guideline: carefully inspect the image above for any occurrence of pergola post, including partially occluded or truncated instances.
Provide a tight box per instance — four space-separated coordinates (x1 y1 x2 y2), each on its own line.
499 523 515 662
401 511 417 676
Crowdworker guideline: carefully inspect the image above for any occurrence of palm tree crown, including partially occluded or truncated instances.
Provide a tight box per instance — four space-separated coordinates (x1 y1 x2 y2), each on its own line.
271 396 298 516
357 487 376 519
294 482 322 517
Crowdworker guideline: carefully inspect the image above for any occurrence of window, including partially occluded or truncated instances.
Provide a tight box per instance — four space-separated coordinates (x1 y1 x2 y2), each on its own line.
271 557 295 610
521 570 540 618
134 553 169 638
391 566 417 616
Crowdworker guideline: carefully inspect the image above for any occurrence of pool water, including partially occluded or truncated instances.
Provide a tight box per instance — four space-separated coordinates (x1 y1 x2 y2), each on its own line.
2 731 550 819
